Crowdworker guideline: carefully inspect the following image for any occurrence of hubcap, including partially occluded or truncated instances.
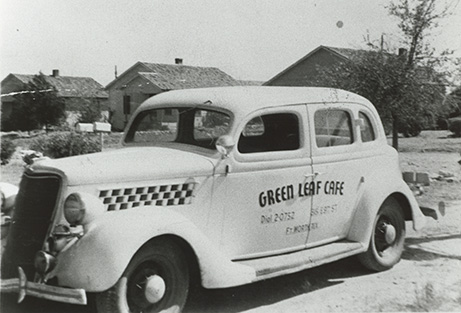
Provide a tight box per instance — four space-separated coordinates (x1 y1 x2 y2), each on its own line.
144 275 166 304
375 218 398 253
383 223 397 244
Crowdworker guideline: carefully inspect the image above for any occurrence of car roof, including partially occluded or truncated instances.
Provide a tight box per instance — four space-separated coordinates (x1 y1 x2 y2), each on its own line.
138 86 372 118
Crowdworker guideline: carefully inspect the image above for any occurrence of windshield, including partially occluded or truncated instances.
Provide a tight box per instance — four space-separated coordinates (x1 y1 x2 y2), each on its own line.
125 107 231 150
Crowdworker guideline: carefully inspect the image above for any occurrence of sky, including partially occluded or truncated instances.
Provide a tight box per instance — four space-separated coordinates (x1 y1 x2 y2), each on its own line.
1 0 460 86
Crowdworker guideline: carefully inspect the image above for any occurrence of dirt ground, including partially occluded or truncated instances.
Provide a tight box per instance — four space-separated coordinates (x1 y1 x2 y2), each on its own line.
1 131 460 312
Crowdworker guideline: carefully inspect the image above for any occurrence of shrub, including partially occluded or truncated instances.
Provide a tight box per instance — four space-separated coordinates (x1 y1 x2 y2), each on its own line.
30 131 101 158
436 117 449 130
1 138 16 165
448 117 461 137
398 117 422 137
77 100 102 123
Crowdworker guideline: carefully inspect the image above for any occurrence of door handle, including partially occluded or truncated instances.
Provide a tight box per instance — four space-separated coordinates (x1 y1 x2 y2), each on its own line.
304 172 323 178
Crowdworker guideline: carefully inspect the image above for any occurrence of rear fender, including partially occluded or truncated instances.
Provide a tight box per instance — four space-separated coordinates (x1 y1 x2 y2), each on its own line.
347 175 425 247
51 207 255 292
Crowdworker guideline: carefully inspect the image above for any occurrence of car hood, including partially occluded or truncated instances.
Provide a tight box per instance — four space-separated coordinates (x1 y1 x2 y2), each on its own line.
32 147 215 186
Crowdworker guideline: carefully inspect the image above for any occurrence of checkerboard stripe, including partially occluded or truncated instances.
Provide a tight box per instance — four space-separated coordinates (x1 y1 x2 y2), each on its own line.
99 183 196 211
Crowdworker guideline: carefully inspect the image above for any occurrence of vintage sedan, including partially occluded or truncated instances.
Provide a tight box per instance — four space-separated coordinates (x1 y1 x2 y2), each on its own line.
1 87 434 313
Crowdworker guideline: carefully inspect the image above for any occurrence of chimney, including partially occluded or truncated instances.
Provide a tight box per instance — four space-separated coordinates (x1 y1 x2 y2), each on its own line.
175 58 183 65
52 69 60 77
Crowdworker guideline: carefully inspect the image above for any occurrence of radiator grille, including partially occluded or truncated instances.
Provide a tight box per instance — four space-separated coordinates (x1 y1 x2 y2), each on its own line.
99 183 196 211
1 173 61 279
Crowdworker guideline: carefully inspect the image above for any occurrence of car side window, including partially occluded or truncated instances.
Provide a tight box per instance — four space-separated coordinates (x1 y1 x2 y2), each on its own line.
315 109 353 147
238 113 300 153
359 112 376 142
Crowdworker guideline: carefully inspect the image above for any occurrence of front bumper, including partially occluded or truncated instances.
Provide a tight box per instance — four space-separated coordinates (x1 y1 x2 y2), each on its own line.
1 267 87 305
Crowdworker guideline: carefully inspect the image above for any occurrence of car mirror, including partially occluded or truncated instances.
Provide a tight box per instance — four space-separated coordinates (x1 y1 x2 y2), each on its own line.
216 135 235 158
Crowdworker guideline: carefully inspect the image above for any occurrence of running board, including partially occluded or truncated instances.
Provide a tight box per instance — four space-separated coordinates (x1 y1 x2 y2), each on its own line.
237 241 365 282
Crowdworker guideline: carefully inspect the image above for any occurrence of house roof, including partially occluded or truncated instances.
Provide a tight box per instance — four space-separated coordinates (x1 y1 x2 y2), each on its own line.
107 61 239 90
325 46 377 60
3 73 108 98
264 45 381 85
326 47 443 84
236 80 265 86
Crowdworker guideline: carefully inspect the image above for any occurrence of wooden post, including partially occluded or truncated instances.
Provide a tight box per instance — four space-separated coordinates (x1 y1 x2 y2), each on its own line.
93 122 111 151
100 132 104 150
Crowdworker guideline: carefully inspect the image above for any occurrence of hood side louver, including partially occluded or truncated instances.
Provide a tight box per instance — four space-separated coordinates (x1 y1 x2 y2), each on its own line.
99 182 196 211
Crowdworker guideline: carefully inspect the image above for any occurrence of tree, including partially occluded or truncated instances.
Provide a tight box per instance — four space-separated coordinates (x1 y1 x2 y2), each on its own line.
9 72 66 132
6 97 41 132
388 0 453 67
430 85 461 129
445 86 461 117
310 51 440 149
77 99 102 123
311 0 454 150
388 0 456 145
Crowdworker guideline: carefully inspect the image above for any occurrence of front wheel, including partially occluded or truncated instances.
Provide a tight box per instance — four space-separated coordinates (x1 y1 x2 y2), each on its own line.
358 198 405 271
96 239 189 313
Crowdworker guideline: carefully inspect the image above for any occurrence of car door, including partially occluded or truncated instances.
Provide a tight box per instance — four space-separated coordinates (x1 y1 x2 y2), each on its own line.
212 106 313 259
306 104 371 246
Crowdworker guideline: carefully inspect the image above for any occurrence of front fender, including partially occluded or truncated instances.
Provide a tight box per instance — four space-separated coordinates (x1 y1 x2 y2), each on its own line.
51 207 255 292
347 173 425 246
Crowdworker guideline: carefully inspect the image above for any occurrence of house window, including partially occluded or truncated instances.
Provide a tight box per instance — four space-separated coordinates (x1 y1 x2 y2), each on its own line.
123 95 131 114
315 109 353 147
238 113 300 153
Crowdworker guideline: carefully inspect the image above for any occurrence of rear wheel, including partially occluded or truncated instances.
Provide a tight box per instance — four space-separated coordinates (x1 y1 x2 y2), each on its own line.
96 239 189 313
358 198 405 271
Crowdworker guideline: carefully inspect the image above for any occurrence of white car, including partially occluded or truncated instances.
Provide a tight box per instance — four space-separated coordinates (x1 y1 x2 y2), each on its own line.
1 87 435 313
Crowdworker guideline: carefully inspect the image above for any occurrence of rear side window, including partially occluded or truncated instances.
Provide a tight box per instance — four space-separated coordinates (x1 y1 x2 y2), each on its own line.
238 113 300 153
315 109 353 147
359 112 376 142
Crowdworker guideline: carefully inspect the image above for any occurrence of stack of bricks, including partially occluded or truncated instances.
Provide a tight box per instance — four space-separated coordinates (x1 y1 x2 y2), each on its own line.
402 171 430 196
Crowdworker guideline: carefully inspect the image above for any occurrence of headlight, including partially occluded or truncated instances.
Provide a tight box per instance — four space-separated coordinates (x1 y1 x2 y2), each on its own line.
64 192 105 226
64 193 85 225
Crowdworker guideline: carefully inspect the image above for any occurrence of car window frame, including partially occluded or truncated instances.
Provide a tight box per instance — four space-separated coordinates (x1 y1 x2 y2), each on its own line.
313 107 355 149
233 106 309 163
123 106 234 150
308 104 359 156
358 111 377 143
